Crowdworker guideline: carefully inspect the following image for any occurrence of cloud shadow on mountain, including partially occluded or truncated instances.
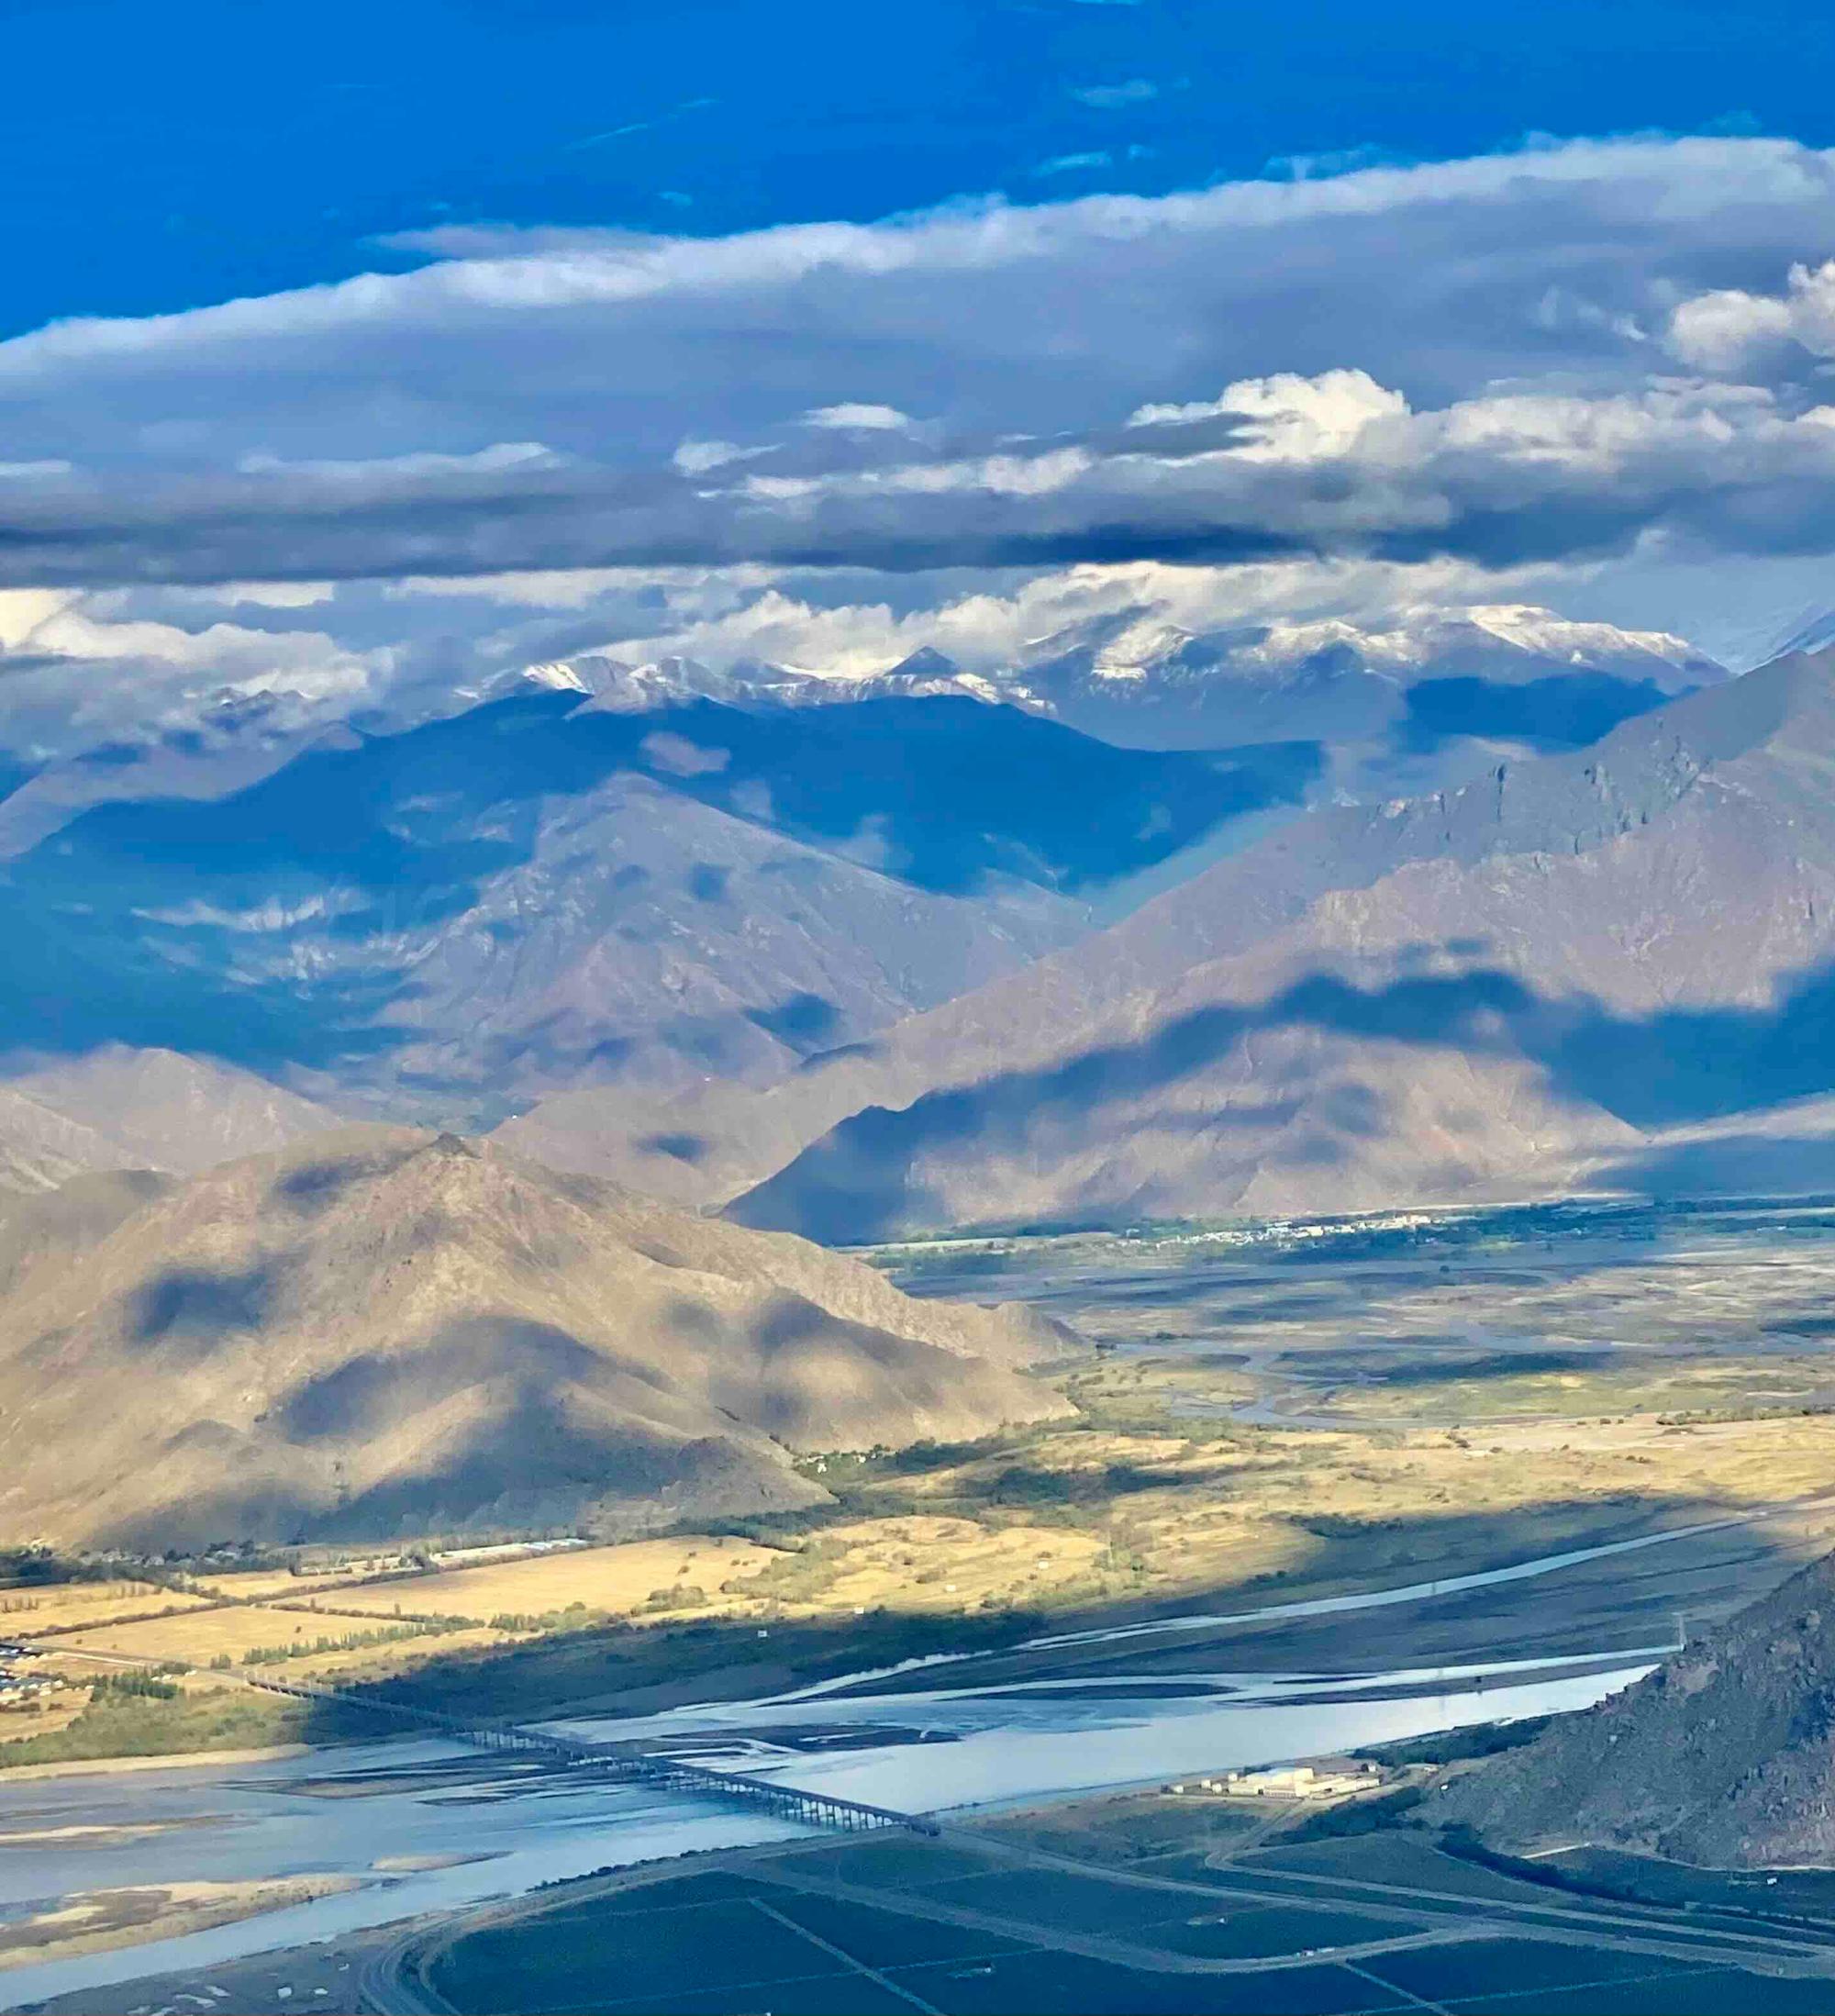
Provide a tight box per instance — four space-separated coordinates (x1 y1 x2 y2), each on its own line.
0 691 1315 1087
127 1262 282 1354
1400 673 1682 754
728 949 1835 1242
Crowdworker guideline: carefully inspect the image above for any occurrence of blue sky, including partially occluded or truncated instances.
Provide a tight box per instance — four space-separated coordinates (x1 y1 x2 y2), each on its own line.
6 0 1835 751
9 0 1832 334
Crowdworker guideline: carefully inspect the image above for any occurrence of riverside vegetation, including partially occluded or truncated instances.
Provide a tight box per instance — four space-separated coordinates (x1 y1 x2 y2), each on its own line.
16 1309 1835 1765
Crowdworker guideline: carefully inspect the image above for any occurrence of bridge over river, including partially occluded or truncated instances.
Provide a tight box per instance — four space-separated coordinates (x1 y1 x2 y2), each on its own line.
245 1673 940 1838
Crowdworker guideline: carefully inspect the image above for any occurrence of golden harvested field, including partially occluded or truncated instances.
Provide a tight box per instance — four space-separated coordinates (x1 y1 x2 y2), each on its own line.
315 1534 777 1622
804 1516 1107 1613
817 1408 1835 1612
1 1581 215 1635
47 1603 517 1679
0 1693 86 1744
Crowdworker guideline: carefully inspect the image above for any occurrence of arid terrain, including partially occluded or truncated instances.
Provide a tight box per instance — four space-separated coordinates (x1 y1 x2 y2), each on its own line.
12 1194 1835 1770
0 1129 1069 1554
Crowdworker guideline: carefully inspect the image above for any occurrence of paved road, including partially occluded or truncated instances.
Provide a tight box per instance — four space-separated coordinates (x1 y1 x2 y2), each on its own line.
358 1923 450 2016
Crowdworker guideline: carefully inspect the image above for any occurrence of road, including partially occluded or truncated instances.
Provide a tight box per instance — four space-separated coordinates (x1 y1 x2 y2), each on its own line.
357 1816 1835 2013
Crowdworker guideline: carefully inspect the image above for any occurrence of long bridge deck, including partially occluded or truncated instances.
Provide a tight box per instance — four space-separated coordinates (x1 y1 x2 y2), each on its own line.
247 1674 939 1837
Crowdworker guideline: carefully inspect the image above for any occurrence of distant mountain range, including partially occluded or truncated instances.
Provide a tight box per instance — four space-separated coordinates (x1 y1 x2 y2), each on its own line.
10 597 1826 1238
0 1049 334 1196
0 687 1309 1135
499 602 1724 780
502 642 1835 1233
7 596 1835 1565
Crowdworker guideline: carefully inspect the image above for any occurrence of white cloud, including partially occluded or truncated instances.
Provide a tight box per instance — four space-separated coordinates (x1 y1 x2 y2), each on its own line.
1129 369 1409 460
673 438 773 473
1 139 1835 594
1669 258 1835 370
234 442 558 480
5 597 379 690
0 588 73 650
1033 151 1111 176
164 580 337 608
799 404 915 431
564 553 1574 679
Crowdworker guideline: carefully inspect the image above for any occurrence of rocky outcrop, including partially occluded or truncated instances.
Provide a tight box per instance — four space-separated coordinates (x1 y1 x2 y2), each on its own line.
1442 1548 1835 1867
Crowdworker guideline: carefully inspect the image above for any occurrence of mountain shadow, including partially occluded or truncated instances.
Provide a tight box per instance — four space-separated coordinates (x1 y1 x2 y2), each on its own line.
1401 673 1683 754
0 692 1315 1096
272 1491 1825 1743
728 950 1835 1242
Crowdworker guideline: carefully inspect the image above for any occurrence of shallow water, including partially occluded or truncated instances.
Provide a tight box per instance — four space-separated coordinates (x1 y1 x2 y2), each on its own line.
0 1640 1647 2008
0 1741 806 2008
0 1455 1779 2005
550 1654 1654 1813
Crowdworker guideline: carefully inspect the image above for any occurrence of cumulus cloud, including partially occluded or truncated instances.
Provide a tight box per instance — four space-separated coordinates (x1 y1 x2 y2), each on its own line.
800 403 915 431
3 138 1835 594
0 588 381 687
1669 258 1835 371
1129 370 1409 459
0 585 386 759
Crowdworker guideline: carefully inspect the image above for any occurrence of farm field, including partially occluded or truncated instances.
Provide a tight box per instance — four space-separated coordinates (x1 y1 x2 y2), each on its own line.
0 1580 215 1634
318 1535 777 1623
50 1604 517 1679
419 1797 1835 2016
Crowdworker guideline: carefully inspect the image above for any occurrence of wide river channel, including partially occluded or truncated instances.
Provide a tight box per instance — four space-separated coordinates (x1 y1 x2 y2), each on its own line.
0 1514 1705 2009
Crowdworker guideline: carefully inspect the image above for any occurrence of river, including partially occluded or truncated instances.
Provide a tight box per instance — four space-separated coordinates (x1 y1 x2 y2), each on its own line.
0 1512 1683 2011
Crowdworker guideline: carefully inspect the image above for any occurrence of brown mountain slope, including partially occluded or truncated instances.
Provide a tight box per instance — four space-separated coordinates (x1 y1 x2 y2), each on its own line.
0 1168 175 1299
0 1083 124 1195
502 647 1835 1231
1441 1548 1835 1867
0 1130 1072 1553
0 1047 338 1196
686 648 1835 1237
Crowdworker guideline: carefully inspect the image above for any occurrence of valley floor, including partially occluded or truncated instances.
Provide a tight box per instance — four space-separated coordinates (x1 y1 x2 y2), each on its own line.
39 1778 1835 2016
11 1195 1835 2006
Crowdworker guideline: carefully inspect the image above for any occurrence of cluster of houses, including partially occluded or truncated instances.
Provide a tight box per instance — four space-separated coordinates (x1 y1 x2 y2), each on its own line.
0 1640 60 1702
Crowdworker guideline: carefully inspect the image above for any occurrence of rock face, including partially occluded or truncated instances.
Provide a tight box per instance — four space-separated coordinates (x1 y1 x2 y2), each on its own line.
1441 1548 1835 1867
524 645 1835 1237
0 1131 1073 1553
